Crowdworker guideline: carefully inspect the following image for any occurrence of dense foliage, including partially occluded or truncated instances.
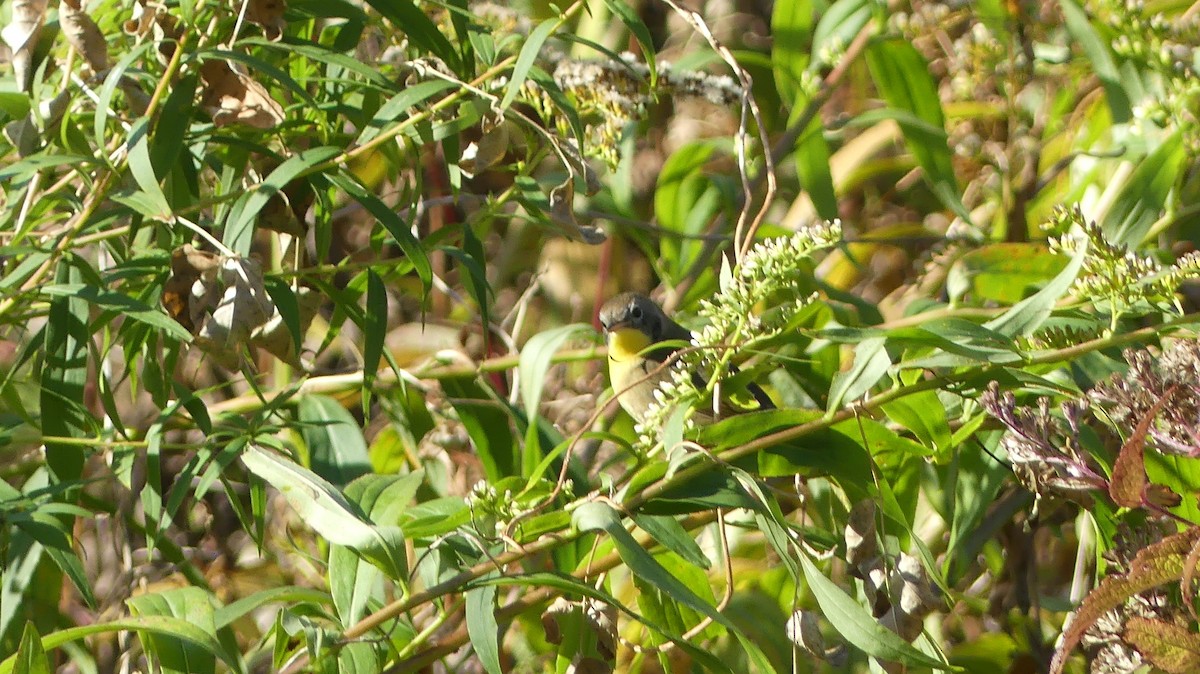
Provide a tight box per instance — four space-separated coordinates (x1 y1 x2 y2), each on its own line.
2 0 1200 672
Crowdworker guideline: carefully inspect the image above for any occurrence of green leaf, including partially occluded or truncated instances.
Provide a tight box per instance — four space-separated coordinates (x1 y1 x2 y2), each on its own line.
329 543 380 627
213 587 331 629
572 502 776 672
771 0 813 103
602 0 657 82
363 270 387 406
827 336 890 412
338 641 381 674
502 18 559 109
223 147 342 255
865 39 968 222
518 323 593 420
697 409 876 500
0 617 239 674
355 79 456 145
945 243 1069 305
240 445 400 574
791 101 838 220
333 473 421 602
1101 132 1186 248
798 551 957 670
466 577 502 674
882 390 952 455
984 240 1087 338
150 73 198 176
41 284 193 342
262 278 303 356
631 514 711 570
1058 0 1131 122
474 572 734 672
298 395 372 487
126 118 172 219
11 514 96 608
41 262 90 484
12 622 49 674
127 587 227 674
440 377 517 481
812 0 871 66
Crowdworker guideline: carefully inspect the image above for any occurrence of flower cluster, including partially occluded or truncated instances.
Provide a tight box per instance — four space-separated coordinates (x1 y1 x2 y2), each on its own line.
522 53 744 169
982 337 1200 516
1098 0 1200 145
1044 205 1200 324
1093 340 1200 456
634 221 843 448
980 383 1107 510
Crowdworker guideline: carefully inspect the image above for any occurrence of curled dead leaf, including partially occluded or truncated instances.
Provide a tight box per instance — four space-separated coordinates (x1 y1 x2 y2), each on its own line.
540 597 617 662
3 90 71 156
844 499 878 571
200 59 285 129
161 244 222 334
461 119 517 178
201 256 276 349
549 178 605 244
786 610 825 655
162 245 315 369
123 1 180 65
59 0 107 72
2 0 47 92
244 0 287 41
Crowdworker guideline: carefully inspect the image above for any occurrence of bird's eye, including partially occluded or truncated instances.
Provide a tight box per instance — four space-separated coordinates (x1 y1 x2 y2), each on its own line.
630 305 643 320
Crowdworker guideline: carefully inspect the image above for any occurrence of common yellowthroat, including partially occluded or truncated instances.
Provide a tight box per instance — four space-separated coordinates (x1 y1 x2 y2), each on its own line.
598 292 774 424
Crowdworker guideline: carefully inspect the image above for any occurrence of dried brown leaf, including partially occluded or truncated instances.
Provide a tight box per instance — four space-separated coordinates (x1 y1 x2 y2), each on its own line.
549 178 605 244
460 120 512 177
2 0 47 91
123 0 180 64
1124 616 1200 674
59 0 107 71
161 245 222 334
200 256 275 349
1110 387 1175 508
199 59 285 129
3 90 71 156
845 499 878 570
244 0 286 41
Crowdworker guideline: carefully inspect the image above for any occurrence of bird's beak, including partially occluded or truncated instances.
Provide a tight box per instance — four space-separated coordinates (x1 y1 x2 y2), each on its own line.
602 318 633 333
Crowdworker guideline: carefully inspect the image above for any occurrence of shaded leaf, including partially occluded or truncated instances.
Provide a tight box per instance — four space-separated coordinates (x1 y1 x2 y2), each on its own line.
12 622 49 674
466 577 502 674
0 616 239 674
41 262 89 484
298 395 372 488
1058 0 1131 122
798 552 953 669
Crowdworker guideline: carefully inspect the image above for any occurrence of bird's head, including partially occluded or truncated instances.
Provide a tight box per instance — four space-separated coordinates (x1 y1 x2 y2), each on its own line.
599 293 670 361
599 292 666 337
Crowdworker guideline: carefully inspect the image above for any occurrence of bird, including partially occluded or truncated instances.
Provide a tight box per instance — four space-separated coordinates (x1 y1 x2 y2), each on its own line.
598 292 774 424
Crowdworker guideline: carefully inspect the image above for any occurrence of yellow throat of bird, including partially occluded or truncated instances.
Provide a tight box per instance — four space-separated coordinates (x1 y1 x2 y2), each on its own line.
607 327 652 361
